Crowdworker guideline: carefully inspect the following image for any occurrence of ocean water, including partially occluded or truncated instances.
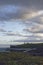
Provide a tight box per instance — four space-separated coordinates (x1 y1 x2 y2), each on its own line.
0 48 36 52
0 48 10 52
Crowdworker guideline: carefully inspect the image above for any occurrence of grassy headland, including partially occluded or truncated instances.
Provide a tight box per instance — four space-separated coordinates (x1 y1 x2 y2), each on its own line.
0 43 43 65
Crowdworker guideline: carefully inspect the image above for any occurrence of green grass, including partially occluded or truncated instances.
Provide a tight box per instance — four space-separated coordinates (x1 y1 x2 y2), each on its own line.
0 52 43 65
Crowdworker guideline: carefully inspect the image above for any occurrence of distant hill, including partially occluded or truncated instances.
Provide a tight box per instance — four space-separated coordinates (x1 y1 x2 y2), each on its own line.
10 43 43 56
10 43 43 48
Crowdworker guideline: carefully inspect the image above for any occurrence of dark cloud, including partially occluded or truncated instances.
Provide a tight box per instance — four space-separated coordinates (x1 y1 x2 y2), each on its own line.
0 0 43 21
0 5 28 21
0 0 43 9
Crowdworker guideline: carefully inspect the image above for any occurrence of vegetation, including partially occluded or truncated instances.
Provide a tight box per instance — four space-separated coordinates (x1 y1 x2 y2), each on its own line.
0 43 43 65
0 52 43 65
10 43 43 48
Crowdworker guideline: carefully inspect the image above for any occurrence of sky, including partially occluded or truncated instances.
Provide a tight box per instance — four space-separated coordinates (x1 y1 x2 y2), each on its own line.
0 0 43 47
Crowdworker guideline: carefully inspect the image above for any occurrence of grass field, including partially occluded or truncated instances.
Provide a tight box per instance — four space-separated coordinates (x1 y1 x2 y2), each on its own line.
0 52 43 65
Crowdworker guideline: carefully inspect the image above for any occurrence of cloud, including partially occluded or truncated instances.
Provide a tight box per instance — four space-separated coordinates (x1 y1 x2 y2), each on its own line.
5 31 32 37
13 39 43 42
23 24 43 33
0 0 43 8
0 0 43 43
0 6 43 21
0 5 24 20
23 10 43 20
0 28 6 32
5 30 43 42
0 0 43 21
